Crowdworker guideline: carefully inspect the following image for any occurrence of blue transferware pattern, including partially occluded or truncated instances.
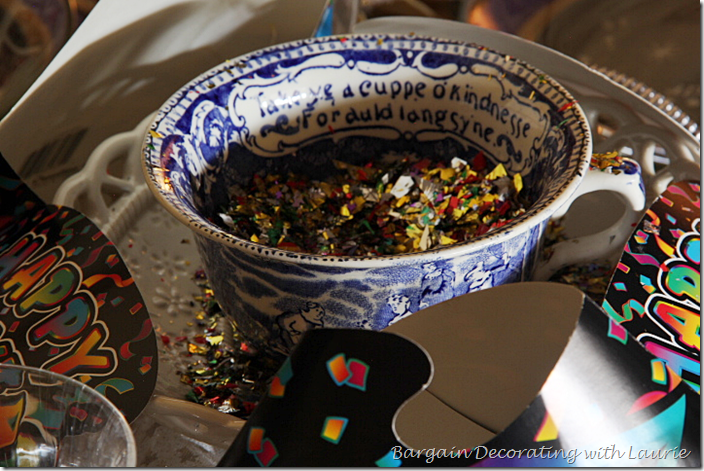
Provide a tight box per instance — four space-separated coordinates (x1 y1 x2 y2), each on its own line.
142 34 590 353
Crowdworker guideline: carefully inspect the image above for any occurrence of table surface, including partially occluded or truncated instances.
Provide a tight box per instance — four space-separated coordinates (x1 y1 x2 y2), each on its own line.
7 3 702 467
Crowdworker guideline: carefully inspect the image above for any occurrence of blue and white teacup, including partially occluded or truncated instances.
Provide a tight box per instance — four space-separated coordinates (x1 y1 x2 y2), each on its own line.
142 34 645 354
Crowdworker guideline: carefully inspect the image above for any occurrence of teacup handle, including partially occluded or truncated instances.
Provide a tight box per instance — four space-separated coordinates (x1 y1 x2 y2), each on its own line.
533 156 646 280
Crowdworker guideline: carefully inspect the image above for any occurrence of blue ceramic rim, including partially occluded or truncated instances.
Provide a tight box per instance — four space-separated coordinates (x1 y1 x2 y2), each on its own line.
142 33 592 266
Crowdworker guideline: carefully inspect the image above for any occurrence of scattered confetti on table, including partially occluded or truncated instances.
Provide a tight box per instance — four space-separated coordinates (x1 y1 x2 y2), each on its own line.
175 270 284 418
548 263 614 304
219 152 528 256
590 150 626 172
543 219 615 305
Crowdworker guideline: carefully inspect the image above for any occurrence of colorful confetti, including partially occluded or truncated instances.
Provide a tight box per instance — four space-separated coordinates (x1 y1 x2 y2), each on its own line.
589 151 630 174
218 152 528 256
543 217 615 304
178 270 284 418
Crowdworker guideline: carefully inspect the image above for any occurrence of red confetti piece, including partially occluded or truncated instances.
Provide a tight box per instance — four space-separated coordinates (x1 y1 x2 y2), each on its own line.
412 158 432 170
476 224 490 236
277 241 301 251
479 201 494 213
473 152 486 170
497 201 511 215
558 100 578 112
